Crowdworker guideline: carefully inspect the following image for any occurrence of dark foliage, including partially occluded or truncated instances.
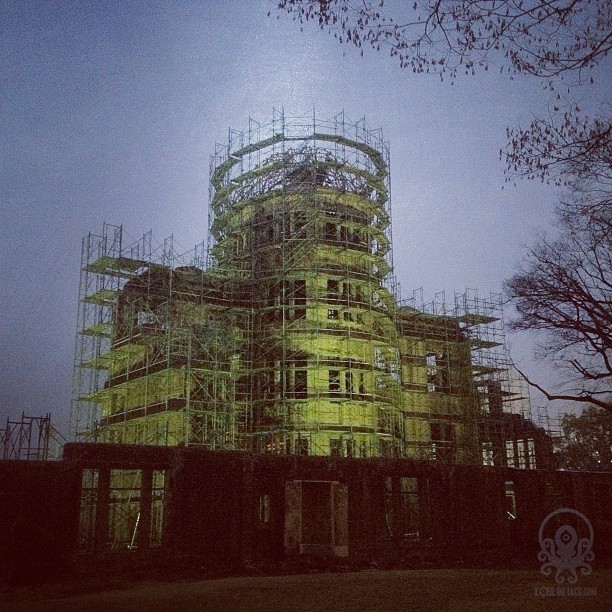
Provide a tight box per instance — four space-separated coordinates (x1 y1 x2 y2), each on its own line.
557 406 612 469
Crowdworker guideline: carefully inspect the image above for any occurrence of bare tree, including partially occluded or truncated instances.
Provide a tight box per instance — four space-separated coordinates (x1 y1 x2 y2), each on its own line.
503 104 611 410
504 198 612 411
275 1 612 81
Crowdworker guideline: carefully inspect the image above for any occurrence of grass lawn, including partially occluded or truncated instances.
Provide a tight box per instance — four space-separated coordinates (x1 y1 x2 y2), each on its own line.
1 568 610 612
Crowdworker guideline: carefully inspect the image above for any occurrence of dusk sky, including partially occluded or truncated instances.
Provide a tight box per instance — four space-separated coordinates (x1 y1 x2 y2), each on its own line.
2 1 609 436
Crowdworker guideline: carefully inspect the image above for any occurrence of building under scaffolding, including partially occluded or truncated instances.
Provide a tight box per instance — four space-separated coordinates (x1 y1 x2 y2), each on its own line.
72 110 536 465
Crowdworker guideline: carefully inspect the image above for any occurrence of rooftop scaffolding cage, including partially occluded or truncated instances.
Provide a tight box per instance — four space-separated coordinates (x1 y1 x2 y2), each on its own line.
0 412 65 460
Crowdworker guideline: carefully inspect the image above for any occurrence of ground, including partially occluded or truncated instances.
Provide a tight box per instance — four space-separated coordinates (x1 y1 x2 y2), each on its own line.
1 569 610 611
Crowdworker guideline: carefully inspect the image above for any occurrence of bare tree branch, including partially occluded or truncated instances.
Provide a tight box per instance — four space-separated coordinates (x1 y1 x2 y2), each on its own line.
513 364 612 410
275 1 612 81
506 198 612 411
504 106 612 187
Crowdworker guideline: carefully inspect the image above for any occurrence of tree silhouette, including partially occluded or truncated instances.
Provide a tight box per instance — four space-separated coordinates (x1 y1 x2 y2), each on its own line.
505 197 611 410
557 406 612 469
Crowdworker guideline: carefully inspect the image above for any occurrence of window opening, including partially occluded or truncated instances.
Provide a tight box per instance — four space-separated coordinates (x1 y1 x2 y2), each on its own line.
258 494 271 524
517 439 526 468
108 469 142 551
325 222 337 241
505 481 517 520
505 440 516 468
345 371 354 397
346 439 354 458
384 477 393 536
330 439 342 457
358 373 366 398
527 438 536 469
78 469 99 552
400 477 419 539
295 369 308 398
150 469 165 548
329 370 340 394
481 442 494 466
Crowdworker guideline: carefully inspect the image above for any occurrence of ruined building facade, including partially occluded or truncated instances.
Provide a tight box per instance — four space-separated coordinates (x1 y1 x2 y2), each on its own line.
72 111 534 465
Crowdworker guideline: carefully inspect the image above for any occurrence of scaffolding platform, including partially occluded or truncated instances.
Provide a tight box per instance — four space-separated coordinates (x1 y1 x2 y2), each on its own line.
84 255 148 278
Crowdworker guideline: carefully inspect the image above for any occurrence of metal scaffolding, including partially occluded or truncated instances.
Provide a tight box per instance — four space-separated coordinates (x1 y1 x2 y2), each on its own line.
71 222 245 447
71 111 542 465
207 109 401 456
0 412 65 460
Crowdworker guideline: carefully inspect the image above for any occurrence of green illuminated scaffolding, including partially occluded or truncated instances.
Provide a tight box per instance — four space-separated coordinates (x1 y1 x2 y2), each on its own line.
71 110 531 461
